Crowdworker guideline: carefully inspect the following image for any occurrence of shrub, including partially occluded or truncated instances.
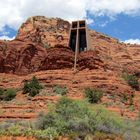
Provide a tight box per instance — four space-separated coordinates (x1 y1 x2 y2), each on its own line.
33 128 59 139
44 43 50 49
91 132 123 140
121 94 129 103
23 76 43 97
93 105 124 134
122 73 139 90
53 85 68 96
4 89 17 101
36 98 124 137
123 120 140 140
85 88 103 103
0 88 4 94
0 88 16 101
7 125 22 136
0 88 5 100
0 98 139 139
129 94 134 106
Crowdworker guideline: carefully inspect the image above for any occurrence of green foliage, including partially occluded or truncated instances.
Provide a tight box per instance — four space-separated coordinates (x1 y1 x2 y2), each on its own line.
92 105 124 134
33 128 59 139
129 94 134 106
123 120 140 140
4 89 17 101
91 132 122 140
53 85 68 96
85 88 103 103
7 125 22 136
122 73 139 90
36 98 124 137
0 98 140 139
121 93 134 106
0 88 4 99
44 43 51 49
23 76 43 97
0 88 16 101
121 94 129 103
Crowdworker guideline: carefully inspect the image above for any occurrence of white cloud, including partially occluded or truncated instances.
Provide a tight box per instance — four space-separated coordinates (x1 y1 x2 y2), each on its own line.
0 36 15 40
124 39 140 45
0 0 140 31
86 18 94 25
87 0 140 17
99 21 109 27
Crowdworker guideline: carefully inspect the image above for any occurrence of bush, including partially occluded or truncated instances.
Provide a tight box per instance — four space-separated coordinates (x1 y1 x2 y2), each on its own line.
44 43 51 49
0 88 16 101
0 98 139 139
7 125 22 136
85 88 103 103
121 94 129 103
33 128 59 139
23 76 43 97
53 85 68 96
0 88 5 100
93 105 124 134
4 89 17 101
123 120 140 140
36 98 124 137
122 73 139 90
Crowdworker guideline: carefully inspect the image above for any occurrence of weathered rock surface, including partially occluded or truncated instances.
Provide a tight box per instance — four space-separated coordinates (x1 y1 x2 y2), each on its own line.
16 16 70 47
89 30 140 74
0 16 140 120
0 40 104 74
0 16 140 75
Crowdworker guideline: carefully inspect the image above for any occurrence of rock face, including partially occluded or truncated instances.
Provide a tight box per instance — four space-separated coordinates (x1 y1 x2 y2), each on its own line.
0 16 106 74
89 30 140 74
0 16 140 120
0 55 3 72
1 16 139 75
0 16 140 76
16 16 70 47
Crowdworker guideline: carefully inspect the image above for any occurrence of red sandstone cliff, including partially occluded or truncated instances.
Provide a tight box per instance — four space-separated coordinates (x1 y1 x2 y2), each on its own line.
0 16 140 120
0 16 139 75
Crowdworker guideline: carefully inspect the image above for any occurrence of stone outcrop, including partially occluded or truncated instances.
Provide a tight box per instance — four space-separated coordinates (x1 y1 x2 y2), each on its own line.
0 16 140 75
89 30 140 74
16 16 70 47
0 16 140 120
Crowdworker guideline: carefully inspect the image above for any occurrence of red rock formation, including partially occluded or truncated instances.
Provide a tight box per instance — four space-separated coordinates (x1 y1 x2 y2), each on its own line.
40 45 74 70
0 55 3 72
16 16 70 47
0 16 140 120
89 30 140 74
0 16 140 76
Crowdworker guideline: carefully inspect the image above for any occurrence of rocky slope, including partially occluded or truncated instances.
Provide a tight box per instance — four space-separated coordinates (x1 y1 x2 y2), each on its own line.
0 16 140 75
0 16 140 120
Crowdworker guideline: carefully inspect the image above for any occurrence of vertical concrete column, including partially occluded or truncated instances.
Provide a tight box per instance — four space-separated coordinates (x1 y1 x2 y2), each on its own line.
74 21 79 71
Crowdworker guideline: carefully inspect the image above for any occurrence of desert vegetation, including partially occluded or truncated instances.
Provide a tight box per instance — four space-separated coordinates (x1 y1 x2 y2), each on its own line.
23 76 43 97
53 85 68 96
0 88 17 101
85 88 103 103
0 97 139 139
122 73 139 90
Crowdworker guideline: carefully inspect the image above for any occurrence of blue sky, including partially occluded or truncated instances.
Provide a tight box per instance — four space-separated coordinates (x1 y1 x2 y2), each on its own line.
0 0 140 44
87 13 140 41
